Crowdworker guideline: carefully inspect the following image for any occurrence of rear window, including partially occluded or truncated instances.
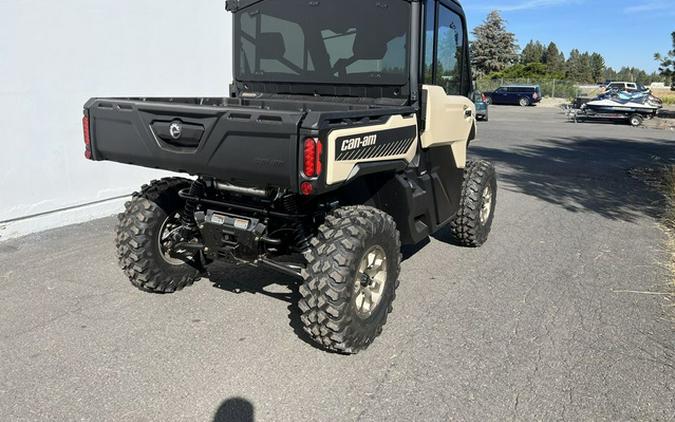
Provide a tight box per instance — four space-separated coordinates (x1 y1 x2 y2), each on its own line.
234 0 411 86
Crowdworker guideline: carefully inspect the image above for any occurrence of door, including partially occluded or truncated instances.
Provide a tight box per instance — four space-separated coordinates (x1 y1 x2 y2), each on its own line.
423 1 471 97
422 0 473 143
493 87 507 104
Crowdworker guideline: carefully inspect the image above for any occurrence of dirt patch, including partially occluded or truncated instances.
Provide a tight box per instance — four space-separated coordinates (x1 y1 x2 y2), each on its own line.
537 97 569 108
631 166 675 318
642 117 675 131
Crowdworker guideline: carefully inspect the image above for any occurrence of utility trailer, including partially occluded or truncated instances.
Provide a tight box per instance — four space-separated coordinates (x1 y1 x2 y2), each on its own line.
83 0 497 354
568 107 657 127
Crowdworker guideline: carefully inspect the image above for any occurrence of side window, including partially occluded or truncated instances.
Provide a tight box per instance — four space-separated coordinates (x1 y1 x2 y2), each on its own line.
435 6 464 95
423 2 469 95
423 3 436 84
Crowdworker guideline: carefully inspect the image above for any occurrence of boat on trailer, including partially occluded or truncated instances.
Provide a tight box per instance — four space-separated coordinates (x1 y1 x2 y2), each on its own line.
570 90 663 127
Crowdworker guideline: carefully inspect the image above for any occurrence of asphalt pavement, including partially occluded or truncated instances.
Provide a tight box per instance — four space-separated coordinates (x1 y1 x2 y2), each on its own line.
1 106 674 421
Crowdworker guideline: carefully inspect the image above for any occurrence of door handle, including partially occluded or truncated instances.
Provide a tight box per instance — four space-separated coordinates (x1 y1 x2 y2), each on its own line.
464 108 473 118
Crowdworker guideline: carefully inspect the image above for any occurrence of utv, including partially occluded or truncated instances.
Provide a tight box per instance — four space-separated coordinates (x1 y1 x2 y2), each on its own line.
83 0 497 354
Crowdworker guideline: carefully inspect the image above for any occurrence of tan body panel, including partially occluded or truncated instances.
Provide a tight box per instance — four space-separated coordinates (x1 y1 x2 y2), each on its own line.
420 85 476 169
326 115 418 185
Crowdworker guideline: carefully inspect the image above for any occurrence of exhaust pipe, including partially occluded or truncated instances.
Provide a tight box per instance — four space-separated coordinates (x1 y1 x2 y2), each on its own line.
211 180 269 198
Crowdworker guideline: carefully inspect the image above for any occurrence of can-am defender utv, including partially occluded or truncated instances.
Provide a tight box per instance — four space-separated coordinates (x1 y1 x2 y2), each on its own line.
83 0 497 354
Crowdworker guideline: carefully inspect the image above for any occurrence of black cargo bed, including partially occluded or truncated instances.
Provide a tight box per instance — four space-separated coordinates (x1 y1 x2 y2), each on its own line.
85 97 305 190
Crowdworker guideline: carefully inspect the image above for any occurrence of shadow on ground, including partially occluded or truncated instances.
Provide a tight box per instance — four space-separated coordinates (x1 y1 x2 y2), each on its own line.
472 136 675 223
207 264 334 353
213 397 255 422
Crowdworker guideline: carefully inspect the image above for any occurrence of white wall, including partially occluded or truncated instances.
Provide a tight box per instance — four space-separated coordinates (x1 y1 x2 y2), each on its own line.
0 0 232 240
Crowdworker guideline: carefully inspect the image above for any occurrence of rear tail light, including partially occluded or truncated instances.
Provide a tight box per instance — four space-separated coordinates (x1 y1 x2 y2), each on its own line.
82 113 92 159
303 137 323 178
532 92 539 99
300 182 314 196
482 94 488 102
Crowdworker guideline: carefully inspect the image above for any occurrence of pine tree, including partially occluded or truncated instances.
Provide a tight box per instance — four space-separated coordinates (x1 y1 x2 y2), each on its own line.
655 31 675 89
542 42 564 75
590 53 605 83
521 40 545 64
470 11 519 78
565 50 595 83
579 53 593 83
565 49 582 81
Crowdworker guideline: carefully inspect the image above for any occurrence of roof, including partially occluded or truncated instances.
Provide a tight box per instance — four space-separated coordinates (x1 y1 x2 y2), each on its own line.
226 0 425 12
502 84 541 88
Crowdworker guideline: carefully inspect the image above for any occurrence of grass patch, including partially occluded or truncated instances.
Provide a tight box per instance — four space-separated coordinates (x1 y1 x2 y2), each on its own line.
660 95 675 106
660 166 675 313
663 166 675 229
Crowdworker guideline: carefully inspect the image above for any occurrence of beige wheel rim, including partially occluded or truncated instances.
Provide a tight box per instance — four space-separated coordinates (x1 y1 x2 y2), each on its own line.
480 185 493 224
353 245 388 318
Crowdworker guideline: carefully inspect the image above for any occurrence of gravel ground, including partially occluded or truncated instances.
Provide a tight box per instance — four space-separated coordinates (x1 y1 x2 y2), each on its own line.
1 106 674 421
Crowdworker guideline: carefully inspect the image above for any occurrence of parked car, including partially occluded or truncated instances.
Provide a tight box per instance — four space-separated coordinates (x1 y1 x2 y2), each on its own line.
485 85 542 106
473 90 489 121
604 81 648 93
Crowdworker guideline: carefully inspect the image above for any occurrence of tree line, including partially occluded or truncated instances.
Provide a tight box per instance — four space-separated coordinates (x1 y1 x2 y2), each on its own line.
470 11 668 85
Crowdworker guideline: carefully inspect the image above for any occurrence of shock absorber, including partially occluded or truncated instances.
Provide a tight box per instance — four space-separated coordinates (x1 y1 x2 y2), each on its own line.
181 178 207 233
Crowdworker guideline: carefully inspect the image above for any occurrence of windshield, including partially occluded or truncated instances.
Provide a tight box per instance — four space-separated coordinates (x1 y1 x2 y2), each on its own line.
234 0 411 86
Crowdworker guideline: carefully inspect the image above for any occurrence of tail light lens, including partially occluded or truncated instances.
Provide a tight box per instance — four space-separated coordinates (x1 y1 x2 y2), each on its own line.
303 137 323 178
481 94 488 103
300 182 314 196
82 114 93 159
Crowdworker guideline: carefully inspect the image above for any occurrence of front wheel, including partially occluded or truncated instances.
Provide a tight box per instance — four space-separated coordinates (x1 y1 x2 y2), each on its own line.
450 161 498 247
299 206 402 354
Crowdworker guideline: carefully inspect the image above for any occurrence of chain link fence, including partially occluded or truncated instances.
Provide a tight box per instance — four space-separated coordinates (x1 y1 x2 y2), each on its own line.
475 78 592 100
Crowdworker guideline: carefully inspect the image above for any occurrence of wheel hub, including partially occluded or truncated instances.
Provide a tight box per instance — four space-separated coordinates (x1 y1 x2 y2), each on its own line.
353 245 388 318
158 212 190 265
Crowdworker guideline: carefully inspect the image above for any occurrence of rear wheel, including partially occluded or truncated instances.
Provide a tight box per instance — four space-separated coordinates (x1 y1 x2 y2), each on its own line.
485 97 493 105
519 97 531 107
299 206 401 354
115 178 202 293
450 161 498 247
629 114 643 127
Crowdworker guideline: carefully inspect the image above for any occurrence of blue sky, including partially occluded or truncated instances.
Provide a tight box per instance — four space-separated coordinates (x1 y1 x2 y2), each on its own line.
463 0 675 72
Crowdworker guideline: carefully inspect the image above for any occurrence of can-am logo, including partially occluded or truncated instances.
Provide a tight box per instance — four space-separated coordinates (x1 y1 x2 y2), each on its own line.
169 122 183 140
340 134 378 152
